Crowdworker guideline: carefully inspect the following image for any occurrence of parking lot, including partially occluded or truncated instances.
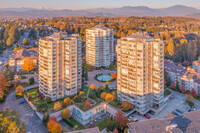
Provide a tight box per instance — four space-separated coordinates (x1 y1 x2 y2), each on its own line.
3 91 48 133
127 93 187 122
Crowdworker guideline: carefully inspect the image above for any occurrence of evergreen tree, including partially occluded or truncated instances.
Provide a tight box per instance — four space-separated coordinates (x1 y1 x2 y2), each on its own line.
85 69 88 81
176 79 180 92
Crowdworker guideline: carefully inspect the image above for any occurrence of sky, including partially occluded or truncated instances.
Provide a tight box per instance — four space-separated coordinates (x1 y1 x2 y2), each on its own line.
0 0 200 10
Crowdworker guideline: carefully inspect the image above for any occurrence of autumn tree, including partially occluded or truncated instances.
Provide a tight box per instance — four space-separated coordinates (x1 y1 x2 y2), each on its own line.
85 100 91 108
64 97 71 106
122 101 133 111
61 109 71 119
0 108 26 133
101 92 107 100
167 38 174 56
79 91 84 96
15 85 24 95
190 88 197 97
111 73 117 79
170 82 175 89
114 110 128 130
90 84 96 90
180 85 187 93
53 101 62 111
0 70 8 99
22 57 35 73
105 93 114 103
47 119 62 133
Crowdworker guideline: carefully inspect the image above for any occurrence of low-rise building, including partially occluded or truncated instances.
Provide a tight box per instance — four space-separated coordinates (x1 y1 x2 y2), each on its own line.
192 56 200 74
128 110 200 133
9 48 39 72
164 59 186 86
181 67 200 95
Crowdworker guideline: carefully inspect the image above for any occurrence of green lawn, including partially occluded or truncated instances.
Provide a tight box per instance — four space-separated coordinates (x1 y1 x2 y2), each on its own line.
69 117 85 130
96 118 108 131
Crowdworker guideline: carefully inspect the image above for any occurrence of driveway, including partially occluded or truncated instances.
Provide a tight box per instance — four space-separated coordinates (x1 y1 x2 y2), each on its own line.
1 85 48 133
87 70 117 88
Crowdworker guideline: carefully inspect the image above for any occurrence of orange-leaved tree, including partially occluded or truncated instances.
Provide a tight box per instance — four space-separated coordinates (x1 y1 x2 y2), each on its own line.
15 85 24 95
99 85 104 90
111 73 117 79
90 84 96 90
114 109 129 130
64 97 71 106
0 70 8 93
61 109 70 119
105 93 114 103
100 92 107 100
53 101 62 111
47 118 62 133
22 57 35 73
85 100 91 108
122 101 133 111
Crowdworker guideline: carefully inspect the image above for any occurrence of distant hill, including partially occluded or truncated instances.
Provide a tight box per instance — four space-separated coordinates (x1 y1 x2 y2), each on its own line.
0 5 200 18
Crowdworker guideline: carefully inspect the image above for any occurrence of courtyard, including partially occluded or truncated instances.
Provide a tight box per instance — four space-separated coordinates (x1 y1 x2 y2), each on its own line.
87 69 117 88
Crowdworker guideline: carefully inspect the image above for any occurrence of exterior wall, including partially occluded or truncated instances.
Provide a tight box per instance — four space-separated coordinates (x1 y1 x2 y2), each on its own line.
86 27 114 68
39 33 82 101
116 35 164 114
9 58 38 72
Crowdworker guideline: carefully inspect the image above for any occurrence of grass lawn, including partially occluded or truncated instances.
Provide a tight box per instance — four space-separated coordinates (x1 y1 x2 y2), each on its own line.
47 99 64 108
96 118 108 131
69 117 85 130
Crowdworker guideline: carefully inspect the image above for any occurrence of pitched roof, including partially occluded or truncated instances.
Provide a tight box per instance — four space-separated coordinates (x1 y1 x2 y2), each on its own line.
11 48 38 60
164 59 186 77
128 110 200 133
182 67 200 84
69 127 100 133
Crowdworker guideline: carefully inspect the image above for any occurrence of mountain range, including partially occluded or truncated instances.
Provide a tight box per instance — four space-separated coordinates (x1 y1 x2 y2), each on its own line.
0 5 200 18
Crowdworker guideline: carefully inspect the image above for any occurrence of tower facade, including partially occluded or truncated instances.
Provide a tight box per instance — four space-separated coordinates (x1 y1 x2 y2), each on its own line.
116 32 165 114
39 32 82 101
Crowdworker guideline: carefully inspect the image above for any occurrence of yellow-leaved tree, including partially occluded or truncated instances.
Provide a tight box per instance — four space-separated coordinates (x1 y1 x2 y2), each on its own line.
22 57 35 73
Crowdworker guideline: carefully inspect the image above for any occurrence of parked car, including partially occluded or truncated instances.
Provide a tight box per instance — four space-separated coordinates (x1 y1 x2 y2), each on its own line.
189 107 197 112
19 100 25 105
169 95 175 100
133 118 138 122
143 114 150 119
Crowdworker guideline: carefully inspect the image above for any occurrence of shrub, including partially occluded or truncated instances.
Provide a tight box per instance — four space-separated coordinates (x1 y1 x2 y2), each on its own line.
64 97 71 106
122 101 133 111
45 97 52 103
43 113 49 126
15 85 24 94
37 103 48 113
84 100 91 108
101 92 107 100
90 84 96 90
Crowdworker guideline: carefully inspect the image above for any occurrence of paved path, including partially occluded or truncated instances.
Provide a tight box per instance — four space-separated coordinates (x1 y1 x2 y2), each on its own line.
19 74 39 83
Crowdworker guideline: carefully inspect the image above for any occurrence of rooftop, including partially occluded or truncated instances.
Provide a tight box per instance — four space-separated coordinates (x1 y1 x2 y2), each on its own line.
91 25 108 30
164 59 186 77
127 32 152 39
11 48 38 60
182 67 200 83
128 110 200 133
